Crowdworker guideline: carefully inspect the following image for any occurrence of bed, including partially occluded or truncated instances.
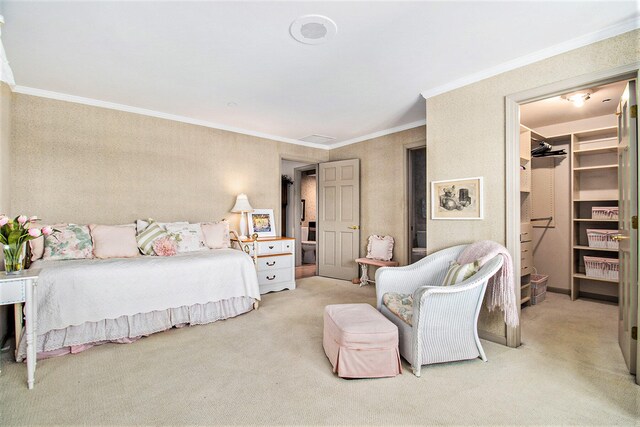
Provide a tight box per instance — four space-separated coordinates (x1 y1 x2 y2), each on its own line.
17 248 260 360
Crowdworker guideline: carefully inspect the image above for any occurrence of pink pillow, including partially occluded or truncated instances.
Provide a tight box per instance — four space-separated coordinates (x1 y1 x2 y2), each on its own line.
201 221 230 249
29 223 55 261
29 233 45 261
366 235 394 261
89 224 140 259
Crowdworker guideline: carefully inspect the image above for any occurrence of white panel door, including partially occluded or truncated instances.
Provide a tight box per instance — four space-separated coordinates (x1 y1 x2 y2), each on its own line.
617 79 638 380
318 159 360 280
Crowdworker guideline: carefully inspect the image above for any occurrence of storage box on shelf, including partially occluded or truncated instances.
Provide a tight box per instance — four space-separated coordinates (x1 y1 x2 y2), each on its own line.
592 206 618 220
586 229 619 250
584 256 619 281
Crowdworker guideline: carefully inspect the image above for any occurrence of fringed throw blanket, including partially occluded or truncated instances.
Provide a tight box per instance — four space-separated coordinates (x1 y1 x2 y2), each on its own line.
458 240 519 327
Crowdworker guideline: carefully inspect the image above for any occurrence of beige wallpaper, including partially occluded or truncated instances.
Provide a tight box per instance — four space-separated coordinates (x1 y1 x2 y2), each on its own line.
0 82 11 339
0 83 10 216
426 29 639 338
10 94 329 228
330 126 426 266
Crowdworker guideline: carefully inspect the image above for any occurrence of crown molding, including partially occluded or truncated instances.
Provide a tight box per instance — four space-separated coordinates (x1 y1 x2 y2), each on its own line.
11 85 332 150
421 14 640 100
325 119 426 149
12 85 426 150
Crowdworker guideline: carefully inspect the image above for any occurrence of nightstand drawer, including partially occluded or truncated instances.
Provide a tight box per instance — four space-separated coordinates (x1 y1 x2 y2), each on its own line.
257 241 282 255
257 268 293 286
0 279 26 304
257 255 293 271
281 240 294 253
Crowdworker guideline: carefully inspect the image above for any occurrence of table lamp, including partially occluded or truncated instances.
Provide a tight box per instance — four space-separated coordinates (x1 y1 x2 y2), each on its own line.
231 193 253 239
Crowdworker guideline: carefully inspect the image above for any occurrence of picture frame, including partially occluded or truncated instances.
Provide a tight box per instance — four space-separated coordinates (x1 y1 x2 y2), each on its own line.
431 177 483 220
247 209 277 238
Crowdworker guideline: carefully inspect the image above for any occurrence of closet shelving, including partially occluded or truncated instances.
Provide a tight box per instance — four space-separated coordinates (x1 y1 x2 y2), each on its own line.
519 125 539 307
570 126 619 300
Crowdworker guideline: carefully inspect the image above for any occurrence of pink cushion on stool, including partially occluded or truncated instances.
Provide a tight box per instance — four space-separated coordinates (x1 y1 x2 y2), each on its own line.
323 303 402 378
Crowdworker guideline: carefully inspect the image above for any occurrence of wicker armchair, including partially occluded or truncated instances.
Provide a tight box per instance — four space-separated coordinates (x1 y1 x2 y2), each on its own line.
375 245 504 377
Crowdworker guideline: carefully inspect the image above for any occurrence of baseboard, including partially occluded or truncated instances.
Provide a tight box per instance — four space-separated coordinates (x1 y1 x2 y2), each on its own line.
479 330 507 345
547 286 570 295
579 292 618 304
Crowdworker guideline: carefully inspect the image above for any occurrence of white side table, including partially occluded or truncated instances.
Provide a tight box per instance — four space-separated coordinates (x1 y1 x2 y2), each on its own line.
0 269 39 389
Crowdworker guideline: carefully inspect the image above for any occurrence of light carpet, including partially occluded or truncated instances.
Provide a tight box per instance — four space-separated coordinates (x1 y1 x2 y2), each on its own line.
0 277 638 425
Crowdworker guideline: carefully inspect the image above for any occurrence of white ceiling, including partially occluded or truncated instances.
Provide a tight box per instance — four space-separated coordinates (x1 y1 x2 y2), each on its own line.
521 80 627 129
1 1 638 148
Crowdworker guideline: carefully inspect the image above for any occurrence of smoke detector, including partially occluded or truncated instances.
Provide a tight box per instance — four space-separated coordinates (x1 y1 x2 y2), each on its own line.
290 15 337 45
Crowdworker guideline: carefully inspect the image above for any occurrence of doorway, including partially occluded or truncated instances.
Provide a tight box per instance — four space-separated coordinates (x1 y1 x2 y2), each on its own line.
281 159 318 279
408 146 427 264
507 68 639 383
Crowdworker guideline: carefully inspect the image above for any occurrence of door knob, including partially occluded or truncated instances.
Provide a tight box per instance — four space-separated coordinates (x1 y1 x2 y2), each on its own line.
612 234 629 241
347 225 360 230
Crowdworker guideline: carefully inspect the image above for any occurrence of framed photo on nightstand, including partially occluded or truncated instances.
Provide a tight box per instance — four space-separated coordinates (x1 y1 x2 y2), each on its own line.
247 209 277 238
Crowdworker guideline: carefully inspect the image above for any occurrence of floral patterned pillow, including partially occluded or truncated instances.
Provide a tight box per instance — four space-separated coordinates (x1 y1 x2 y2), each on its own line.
164 223 207 253
43 224 94 260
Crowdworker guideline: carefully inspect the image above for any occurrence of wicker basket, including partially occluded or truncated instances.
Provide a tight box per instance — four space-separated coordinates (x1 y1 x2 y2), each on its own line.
586 229 619 250
592 207 619 220
584 256 619 281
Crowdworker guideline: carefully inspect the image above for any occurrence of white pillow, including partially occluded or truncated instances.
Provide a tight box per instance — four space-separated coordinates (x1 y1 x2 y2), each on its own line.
201 221 231 249
165 223 207 253
366 235 394 261
136 219 188 234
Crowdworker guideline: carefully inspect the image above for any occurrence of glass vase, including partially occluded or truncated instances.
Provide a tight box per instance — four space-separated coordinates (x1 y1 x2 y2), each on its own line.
3 243 26 275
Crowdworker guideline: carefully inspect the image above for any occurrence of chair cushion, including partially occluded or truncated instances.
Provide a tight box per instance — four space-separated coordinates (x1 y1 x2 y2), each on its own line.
441 260 480 286
382 292 414 326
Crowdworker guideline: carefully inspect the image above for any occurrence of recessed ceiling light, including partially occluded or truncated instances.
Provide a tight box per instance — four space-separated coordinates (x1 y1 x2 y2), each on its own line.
290 15 337 45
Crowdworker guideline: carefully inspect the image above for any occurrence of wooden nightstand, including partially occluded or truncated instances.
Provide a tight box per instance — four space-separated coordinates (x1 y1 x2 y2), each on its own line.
232 237 295 294
0 269 39 389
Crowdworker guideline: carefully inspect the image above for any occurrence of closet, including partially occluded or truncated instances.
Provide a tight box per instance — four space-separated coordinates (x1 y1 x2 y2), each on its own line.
519 80 626 304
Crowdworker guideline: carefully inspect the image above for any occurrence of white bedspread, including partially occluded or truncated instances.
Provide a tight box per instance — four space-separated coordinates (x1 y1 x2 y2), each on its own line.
30 249 260 335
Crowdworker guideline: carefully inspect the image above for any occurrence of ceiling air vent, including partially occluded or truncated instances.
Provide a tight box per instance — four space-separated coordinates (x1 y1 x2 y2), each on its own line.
290 15 337 45
299 134 336 145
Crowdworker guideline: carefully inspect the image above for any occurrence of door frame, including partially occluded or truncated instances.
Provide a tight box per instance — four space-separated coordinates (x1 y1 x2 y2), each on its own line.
293 164 318 268
280 156 320 269
405 142 427 266
505 62 640 348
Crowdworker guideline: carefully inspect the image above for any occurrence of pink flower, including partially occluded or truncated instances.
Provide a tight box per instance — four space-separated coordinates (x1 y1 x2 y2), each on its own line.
42 226 53 236
28 228 41 237
0 216 8 227
17 215 27 225
153 236 177 256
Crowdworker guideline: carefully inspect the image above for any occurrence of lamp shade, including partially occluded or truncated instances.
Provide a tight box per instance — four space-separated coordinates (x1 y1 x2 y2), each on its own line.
231 193 253 213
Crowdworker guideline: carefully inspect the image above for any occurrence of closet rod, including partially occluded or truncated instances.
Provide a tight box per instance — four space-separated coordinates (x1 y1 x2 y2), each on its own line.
531 216 553 221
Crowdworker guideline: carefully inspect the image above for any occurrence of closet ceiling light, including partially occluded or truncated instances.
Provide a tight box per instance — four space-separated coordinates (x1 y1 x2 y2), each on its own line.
562 92 591 108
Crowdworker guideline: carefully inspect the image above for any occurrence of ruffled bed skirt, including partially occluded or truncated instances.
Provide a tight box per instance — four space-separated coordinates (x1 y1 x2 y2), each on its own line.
17 296 256 361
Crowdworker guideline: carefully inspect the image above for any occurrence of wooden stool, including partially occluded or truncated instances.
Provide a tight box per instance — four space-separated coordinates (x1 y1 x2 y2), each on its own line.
355 258 399 287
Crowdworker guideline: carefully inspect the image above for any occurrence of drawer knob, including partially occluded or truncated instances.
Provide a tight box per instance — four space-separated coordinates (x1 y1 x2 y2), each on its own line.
268 245 275 249
266 261 276 267
266 275 276 281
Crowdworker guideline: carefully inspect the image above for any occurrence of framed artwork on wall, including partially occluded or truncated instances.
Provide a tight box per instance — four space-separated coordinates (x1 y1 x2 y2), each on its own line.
431 177 483 220
248 209 277 238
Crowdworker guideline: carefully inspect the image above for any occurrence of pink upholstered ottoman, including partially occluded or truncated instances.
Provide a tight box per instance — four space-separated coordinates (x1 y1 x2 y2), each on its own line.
323 303 402 378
